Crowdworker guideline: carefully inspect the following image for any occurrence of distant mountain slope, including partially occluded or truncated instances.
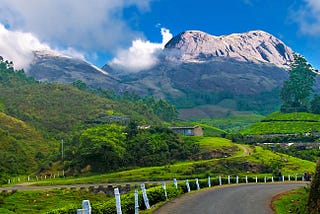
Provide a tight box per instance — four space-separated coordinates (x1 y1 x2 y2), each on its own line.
105 30 295 117
25 30 305 118
28 50 119 90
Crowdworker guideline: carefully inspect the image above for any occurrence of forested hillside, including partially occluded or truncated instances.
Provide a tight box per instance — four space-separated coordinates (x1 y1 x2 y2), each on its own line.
0 58 189 181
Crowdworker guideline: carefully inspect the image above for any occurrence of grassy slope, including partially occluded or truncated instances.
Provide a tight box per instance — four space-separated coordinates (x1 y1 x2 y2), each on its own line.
0 189 111 214
0 112 57 175
28 137 315 186
272 188 308 214
196 113 264 133
242 111 320 134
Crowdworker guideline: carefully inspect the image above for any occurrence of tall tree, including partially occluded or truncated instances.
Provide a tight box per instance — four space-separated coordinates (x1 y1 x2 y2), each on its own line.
308 160 320 214
280 54 316 112
79 124 126 172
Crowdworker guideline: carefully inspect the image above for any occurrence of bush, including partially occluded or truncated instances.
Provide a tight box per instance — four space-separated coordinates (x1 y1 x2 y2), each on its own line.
46 185 183 214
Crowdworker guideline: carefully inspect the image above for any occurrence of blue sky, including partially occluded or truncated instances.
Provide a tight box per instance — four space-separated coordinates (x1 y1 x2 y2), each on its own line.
0 0 319 70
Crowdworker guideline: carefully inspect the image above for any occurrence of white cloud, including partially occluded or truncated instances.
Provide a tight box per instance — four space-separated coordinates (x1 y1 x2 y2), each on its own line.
109 28 173 72
0 23 86 70
291 0 320 36
0 0 151 54
0 23 50 70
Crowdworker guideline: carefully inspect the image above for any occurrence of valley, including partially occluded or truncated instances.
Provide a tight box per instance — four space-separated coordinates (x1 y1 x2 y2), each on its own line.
0 29 319 213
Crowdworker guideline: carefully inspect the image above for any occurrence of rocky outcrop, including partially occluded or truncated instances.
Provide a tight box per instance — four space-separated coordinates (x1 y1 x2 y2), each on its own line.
164 30 294 67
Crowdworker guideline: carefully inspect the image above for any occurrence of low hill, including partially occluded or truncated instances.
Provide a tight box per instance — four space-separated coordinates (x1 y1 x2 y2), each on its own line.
0 112 56 182
242 112 320 135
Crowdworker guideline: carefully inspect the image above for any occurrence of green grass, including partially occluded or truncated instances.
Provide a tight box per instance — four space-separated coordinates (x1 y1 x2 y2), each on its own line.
273 187 308 214
242 121 320 134
265 111 320 121
0 189 111 214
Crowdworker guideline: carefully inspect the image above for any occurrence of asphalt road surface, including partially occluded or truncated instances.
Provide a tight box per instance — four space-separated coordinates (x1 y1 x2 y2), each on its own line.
153 182 307 214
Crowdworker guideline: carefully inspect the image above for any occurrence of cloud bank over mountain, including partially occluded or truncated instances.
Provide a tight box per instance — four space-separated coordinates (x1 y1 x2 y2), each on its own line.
0 23 50 69
0 23 86 70
0 0 150 52
109 28 173 72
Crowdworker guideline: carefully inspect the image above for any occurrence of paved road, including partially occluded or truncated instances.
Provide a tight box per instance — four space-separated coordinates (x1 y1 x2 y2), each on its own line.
154 182 307 214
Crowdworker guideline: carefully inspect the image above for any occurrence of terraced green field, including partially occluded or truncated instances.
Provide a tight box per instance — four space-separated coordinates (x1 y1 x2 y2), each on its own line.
242 112 320 134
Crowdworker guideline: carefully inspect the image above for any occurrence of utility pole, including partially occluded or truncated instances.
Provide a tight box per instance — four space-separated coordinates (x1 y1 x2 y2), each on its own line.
61 139 64 161
61 139 65 177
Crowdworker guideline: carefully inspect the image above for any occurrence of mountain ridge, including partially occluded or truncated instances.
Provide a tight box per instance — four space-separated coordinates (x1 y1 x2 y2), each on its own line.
163 30 294 67
24 30 302 118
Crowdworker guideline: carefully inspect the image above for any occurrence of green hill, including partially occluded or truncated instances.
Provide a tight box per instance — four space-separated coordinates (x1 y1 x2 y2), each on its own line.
0 58 180 179
0 112 56 182
241 111 320 135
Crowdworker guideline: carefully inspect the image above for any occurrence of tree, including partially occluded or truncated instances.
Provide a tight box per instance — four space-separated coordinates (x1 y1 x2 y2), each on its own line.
308 160 320 214
280 54 316 112
79 124 126 172
310 94 320 114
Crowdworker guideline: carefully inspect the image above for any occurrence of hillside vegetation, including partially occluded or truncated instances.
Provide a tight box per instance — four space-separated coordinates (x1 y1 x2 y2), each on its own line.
0 112 56 183
0 58 180 181
241 111 320 135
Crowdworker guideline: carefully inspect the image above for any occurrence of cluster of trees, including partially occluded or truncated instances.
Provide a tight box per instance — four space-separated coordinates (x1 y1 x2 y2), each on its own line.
280 54 319 113
64 123 200 173
73 80 178 122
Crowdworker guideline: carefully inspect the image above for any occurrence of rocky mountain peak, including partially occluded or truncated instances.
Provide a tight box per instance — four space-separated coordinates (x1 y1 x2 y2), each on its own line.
164 30 294 68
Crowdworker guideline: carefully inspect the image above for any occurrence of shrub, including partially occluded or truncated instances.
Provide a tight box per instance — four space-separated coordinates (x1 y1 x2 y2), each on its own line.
46 185 183 214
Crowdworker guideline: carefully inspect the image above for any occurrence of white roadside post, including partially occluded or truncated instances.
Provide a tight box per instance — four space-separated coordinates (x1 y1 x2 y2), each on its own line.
264 176 267 183
282 175 285 182
288 175 291 181
195 178 200 190
114 188 122 214
186 179 190 192
271 176 274 183
162 181 168 199
173 178 178 189
245 176 248 184
8 179 10 184
255 176 258 183
236 176 239 184
208 176 211 187
295 174 298 181
134 189 139 214
228 175 230 184
219 176 222 186
77 200 91 214
141 183 150 209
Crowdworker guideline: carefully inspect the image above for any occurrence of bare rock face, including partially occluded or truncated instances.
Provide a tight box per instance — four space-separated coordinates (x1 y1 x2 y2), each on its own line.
164 30 294 68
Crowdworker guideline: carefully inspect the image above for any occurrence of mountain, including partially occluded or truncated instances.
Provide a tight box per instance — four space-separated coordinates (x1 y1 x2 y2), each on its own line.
28 50 119 90
163 30 293 67
25 30 301 118
109 30 295 118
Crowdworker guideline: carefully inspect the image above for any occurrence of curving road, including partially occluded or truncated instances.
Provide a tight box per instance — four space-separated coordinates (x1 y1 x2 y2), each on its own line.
154 183 307 214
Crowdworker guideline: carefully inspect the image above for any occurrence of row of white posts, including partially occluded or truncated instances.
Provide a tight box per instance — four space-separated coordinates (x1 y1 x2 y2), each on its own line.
77 174 306 214
7 171 65 184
